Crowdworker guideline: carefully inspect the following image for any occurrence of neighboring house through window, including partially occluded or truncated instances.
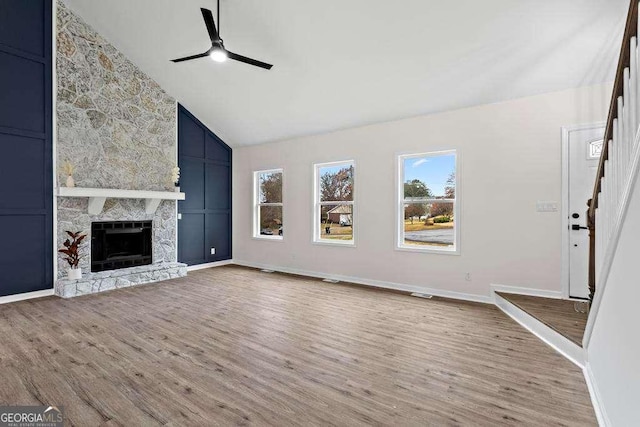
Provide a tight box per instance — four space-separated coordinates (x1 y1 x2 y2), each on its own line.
314 161 355 245
254 169 283 240
397 150 458 253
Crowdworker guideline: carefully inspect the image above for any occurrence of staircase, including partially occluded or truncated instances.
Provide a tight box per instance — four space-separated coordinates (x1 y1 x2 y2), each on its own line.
584 0 640 345
494 3 640 425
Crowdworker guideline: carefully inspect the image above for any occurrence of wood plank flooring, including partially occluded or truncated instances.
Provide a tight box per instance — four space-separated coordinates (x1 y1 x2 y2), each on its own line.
0 266 596 426
496 292 588 346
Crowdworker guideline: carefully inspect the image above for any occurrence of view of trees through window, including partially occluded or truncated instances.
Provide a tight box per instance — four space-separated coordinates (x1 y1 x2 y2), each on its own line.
256 170 283 238
401 152 456 250
253 153 456 251
317 162 354 242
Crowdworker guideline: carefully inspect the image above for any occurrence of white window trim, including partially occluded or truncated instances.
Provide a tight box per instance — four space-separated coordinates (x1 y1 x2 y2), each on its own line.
313 160 356 246
396 150 460 255
253 168 284 241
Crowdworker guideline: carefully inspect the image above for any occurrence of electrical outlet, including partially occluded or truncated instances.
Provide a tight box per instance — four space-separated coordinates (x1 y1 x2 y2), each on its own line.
210 248 215 255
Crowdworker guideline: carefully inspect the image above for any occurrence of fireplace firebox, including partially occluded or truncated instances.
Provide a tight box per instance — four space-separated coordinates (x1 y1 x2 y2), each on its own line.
91 221 152 272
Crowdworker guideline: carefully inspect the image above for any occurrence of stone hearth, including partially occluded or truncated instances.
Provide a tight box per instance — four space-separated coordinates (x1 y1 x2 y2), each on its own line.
56 262 187 298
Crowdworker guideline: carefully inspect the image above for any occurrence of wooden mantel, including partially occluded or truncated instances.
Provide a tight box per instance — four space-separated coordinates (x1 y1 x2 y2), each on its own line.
56 187 185 215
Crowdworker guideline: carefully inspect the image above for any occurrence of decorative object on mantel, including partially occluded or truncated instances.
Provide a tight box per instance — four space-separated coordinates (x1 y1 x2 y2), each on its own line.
61 161 75 187
58 231 87 280
56 187 186 215
171 166 181 192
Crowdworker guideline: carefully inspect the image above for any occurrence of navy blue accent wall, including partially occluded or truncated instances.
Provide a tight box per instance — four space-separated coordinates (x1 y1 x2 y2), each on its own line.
0 0 53 296
178 105 232 265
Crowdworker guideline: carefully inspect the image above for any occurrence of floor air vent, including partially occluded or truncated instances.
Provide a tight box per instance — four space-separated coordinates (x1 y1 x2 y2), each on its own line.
322 279 340 284
411 292 433 299
260 269 274 273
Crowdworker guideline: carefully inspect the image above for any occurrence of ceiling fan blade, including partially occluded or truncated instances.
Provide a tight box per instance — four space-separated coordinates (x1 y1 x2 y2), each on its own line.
201 8 219 42
227 51 273 70
171 52 209 63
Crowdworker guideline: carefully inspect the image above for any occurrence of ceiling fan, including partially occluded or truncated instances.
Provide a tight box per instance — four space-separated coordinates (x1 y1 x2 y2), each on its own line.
171 0 273 70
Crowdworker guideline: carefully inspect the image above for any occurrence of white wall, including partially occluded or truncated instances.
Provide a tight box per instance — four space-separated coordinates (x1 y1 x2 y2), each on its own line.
233 84 611 299
586 166 640 425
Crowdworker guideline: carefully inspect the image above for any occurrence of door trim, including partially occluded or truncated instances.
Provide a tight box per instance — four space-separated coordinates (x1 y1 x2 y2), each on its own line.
561 123 605 299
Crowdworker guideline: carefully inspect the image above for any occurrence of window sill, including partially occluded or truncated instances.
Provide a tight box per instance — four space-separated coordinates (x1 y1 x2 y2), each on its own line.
395 245 460 255
252 236 284 242
312 239 356 248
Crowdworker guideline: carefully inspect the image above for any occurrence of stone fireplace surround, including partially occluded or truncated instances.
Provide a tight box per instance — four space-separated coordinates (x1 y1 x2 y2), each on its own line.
55 1 187 298
55 196 187 298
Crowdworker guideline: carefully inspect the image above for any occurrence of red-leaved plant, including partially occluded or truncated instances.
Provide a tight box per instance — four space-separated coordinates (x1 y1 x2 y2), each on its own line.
58 231 87 269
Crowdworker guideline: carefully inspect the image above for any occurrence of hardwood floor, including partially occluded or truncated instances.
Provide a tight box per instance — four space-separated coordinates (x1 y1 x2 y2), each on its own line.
0 266 596 426
496 292 588 346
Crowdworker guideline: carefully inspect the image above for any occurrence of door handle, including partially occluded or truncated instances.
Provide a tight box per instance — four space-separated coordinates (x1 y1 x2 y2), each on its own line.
571 224 588 231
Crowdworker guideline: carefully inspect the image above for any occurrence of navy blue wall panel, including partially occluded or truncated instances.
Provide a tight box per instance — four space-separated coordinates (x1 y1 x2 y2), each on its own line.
179 213 205 263
0 0 45 56
0 0 53 296
178 105 232 265
205 164 230 210
0 216 47 296
180 158 205 211
206 213 231 260
180 114 205 158
0 52 46 132
0 134 47 209
206 133 230 162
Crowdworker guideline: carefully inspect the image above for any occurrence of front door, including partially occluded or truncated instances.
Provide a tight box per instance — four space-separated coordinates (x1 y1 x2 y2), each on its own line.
566 124 604 299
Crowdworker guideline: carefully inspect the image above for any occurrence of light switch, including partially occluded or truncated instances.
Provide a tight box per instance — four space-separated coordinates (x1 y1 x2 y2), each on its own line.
536 201 558 212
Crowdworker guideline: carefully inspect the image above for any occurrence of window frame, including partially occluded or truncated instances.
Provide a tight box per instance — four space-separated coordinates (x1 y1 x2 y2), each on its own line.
313 160 356 247
253 168 284 241
396 150 460 254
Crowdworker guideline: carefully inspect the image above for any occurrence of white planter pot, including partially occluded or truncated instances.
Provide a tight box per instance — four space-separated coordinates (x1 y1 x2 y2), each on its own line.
67 267 82 280
174 186 180 192
66 175 75 187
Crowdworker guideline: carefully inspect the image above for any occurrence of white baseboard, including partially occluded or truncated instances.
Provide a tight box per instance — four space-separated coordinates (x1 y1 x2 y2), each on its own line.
187 259 234 272
0 289 55 305
233 260 492 304
583 363 611 427
491 284 563 299
494 291 585 368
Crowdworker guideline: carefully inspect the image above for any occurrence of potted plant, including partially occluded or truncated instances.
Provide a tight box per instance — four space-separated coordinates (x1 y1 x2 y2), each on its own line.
58 231 87 280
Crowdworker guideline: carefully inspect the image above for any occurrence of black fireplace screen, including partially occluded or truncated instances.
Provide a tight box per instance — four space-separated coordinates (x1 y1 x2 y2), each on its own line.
91 221 152 272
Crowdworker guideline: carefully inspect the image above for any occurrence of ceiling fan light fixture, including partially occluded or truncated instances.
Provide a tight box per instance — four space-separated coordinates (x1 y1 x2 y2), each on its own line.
210 47 228 63
171 4 272 69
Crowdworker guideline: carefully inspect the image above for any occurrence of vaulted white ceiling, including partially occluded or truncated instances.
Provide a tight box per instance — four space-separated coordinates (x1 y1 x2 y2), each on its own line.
63 0 628 146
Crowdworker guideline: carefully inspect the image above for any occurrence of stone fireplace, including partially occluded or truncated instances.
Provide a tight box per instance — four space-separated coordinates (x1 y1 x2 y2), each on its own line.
54 1 186 298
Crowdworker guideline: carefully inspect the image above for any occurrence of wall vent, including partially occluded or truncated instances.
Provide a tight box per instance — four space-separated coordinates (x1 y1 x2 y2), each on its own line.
260 269 274 273
322 278 340 284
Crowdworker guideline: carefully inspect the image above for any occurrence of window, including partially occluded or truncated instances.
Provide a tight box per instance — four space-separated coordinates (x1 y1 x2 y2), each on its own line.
314 161 355 245
588 139 603 159
253 169 283 240
397 151 458 253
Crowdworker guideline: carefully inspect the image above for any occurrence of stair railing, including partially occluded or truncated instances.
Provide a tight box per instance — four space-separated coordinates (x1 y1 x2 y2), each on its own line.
588 0 639 301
